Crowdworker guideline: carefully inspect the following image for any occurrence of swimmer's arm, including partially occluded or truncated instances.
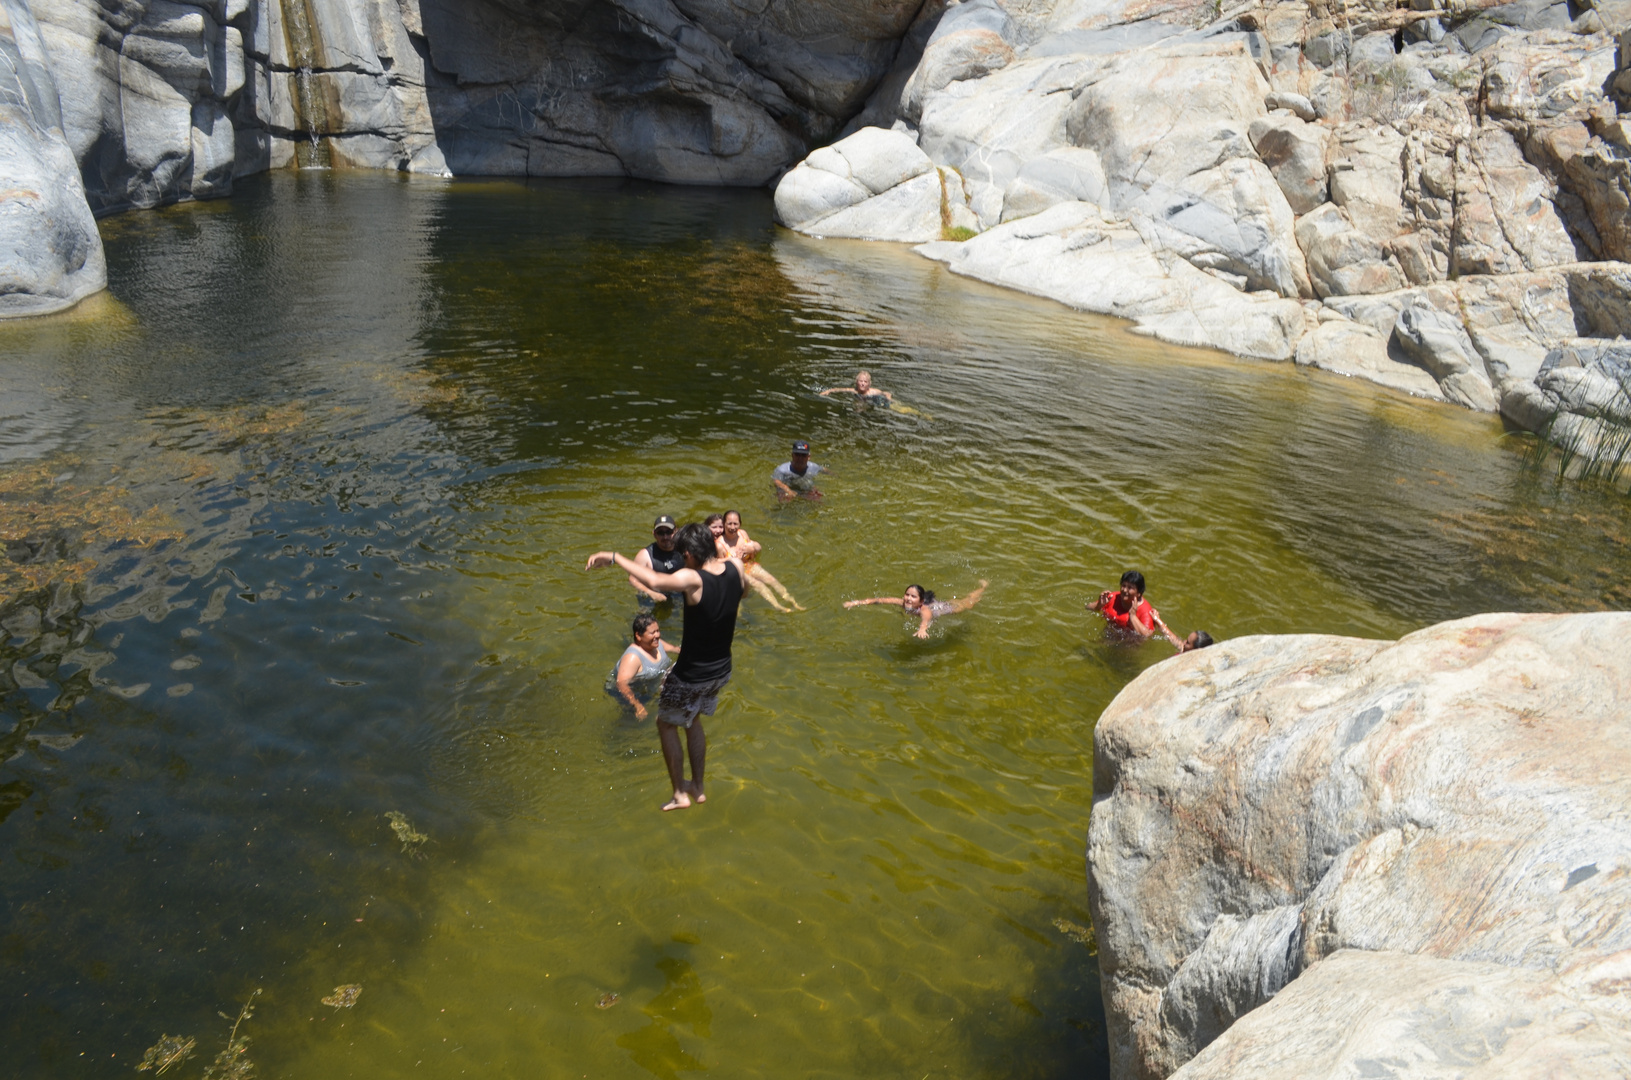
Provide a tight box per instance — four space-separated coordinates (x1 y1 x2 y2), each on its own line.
614 654 648 719
629 549 668 601
820 387 857 396
879 389 894 401
735 531 763 557
914 606 933 639
589 552 701 601
1129 607 1159 640
844 596 904 609
1087 590 1113 613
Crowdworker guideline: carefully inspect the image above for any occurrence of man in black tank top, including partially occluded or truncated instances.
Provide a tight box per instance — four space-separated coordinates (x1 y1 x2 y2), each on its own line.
587 522 746 812
631 515 686 606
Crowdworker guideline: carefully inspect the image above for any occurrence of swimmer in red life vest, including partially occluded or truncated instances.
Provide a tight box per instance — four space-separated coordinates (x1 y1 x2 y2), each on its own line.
1088 570 1160 641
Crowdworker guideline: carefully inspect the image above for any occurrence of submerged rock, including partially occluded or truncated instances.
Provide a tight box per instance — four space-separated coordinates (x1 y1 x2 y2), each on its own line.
1088 611 1631 1080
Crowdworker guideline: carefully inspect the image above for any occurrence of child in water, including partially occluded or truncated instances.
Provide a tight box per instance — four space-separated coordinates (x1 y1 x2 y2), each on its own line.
845 580 988 639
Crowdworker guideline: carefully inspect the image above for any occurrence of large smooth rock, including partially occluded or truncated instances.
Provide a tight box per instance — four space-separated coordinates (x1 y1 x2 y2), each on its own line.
1452 125 1580 275
1000 146 1108 222
1089 611 1631 1080
1248 110 1328 215
917 200 1310 360
1174 948 1631 1080
0 0 105 316
1393 301 1499 410
1294 202 1406 299
1293 316 1444 400
918 52 1096 225
774 125 949 241
900 0 1017 122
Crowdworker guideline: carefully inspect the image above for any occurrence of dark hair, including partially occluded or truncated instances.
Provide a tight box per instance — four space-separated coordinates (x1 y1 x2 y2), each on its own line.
632 613 658 638
704 513 724 527
1120 570 1146 594
723 509 741 524
1191 631 1214 650
674 522 717 565
907 584 935 605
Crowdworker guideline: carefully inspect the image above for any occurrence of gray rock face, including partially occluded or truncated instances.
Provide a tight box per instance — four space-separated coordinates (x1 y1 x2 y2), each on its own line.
0 0 105 316
1088 611 1631 1080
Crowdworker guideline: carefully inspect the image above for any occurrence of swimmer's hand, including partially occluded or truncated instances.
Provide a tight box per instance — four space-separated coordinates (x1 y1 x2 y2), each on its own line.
914 626 930 640
634 702 648 721
844 599 865 608
586 551 617 570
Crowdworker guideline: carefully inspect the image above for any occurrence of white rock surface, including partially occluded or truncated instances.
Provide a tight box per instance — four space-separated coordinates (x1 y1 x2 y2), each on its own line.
0 0 104 316
774 126 950 242
918 201 1308 360
1089 611 1631 1080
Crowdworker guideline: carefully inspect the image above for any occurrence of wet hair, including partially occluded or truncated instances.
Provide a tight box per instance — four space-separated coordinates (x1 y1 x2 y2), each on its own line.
674 522 717 565
907 584 935 605
1120 570 1146 594
723 509 741 525
1191 631 1214 650
632 613 658 639
704 513 724 527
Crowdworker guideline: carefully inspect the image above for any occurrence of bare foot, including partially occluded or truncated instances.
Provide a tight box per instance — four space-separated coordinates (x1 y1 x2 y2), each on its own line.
661 790 693 812
790 601 807 612
687 781 707 804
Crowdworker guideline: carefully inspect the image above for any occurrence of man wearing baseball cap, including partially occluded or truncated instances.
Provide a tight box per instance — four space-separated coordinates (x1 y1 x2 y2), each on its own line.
632 514 686 605
771 440 824 501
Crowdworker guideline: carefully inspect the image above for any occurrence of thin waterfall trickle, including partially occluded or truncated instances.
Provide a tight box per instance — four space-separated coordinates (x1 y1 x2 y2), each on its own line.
279 0 333 168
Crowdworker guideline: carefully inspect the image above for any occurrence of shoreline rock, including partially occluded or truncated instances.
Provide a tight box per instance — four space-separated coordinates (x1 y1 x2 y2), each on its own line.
0 0 105 316
1087 611 1631 1080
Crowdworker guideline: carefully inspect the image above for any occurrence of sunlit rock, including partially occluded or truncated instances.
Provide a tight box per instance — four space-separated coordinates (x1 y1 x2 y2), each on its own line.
1088 611 1631 1080
0 0 105 316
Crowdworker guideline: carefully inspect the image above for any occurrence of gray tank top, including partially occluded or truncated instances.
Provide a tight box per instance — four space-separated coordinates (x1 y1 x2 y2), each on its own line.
605 642 672 698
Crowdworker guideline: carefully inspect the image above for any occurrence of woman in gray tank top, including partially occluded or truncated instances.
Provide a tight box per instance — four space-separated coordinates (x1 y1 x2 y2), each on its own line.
605 614 678 719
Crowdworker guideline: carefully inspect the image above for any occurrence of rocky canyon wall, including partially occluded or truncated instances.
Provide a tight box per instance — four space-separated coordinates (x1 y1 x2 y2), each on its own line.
1086 612 1631 1080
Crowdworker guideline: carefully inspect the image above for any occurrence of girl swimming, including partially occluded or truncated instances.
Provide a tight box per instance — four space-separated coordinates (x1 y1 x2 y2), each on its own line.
845 580 988 639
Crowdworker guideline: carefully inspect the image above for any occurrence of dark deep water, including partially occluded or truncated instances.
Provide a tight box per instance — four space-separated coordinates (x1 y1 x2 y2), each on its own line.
0 171 1626 1079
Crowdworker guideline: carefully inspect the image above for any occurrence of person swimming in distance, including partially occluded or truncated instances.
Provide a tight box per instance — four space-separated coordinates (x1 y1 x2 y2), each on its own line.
845 580 988 639
605 613 679 720
712 510 804 612
820 370 893 405
1088 570 1159 641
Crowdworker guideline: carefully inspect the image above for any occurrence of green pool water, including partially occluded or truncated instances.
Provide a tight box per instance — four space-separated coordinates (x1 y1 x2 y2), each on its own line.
1 172 1627 1080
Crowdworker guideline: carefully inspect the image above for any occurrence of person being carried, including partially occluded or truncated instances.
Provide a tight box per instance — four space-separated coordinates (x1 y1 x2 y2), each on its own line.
772 440 824 502
820 370 893 405
605 614 680 720
631 515 686 606
586 522 746 812
1088 570 1160 641
845 580 988 639
710 510 804 612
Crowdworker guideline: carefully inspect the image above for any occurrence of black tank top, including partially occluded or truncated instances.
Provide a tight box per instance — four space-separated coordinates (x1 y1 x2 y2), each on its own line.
646 542 686 575
672 564 743 683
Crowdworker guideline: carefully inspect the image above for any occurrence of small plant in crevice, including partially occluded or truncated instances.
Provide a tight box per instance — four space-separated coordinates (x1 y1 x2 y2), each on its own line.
1538 370 1631 487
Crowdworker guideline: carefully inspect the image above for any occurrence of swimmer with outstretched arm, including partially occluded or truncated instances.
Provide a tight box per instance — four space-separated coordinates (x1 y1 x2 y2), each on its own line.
845 580 988 639
820 370 893 403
